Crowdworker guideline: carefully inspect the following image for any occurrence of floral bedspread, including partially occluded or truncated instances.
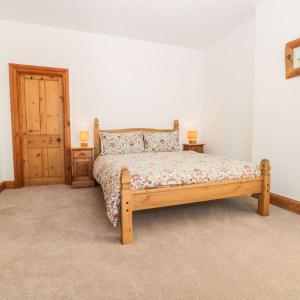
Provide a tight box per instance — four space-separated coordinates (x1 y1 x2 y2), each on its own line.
93 151 261 227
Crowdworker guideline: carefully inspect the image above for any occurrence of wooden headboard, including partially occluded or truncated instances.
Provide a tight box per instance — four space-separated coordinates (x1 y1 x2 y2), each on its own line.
93 118 179 159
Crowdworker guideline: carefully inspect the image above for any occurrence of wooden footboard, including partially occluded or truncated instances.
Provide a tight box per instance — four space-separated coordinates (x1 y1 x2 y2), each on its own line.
120 159 271 245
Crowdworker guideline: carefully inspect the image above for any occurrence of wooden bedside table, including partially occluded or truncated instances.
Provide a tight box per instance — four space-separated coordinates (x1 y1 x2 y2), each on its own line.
183 144 205 153
71 147 95 188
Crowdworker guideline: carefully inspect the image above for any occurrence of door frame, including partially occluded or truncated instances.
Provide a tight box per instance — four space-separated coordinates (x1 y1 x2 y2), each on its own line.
9 63 72 188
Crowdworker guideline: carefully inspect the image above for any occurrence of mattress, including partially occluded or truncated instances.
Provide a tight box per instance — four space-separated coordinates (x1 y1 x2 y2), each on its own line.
93 151 260 227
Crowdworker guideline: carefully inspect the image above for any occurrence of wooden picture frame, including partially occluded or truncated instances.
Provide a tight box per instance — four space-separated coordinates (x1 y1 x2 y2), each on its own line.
9 63 72 188
285 38 300 79
93 118 271 245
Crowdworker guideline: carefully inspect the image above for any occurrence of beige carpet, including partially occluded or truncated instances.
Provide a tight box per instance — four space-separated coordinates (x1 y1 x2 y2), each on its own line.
0 185 300 300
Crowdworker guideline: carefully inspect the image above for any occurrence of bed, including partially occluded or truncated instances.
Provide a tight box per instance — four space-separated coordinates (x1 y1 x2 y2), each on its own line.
93 118 270 245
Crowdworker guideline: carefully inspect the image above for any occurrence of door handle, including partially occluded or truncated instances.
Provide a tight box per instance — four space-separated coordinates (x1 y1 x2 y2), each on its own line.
57 138 61 142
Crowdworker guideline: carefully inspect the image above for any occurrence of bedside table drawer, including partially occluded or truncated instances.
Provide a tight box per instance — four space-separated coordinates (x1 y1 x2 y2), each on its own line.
183 144 205 153
73 150 92 158
73 157 90 163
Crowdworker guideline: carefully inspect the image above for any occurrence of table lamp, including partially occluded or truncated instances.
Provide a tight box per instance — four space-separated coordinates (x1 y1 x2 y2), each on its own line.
187 130 198 144
80 131 89 148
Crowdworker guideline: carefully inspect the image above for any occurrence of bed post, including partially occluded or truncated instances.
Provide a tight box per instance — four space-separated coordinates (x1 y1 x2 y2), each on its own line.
173 119 179 131
257 159 271 216
94 118 100 160
120 168 133 244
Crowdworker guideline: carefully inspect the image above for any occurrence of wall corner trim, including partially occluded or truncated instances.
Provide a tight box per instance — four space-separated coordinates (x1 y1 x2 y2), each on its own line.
0 181 15 193
5 181 15 189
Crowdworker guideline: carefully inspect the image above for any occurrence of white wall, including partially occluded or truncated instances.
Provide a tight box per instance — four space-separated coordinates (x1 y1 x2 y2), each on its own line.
252 0 300 200
203 19 255 161
0 20 204 181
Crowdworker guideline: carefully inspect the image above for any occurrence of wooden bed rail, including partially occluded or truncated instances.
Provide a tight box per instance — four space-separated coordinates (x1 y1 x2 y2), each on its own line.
120 159 271 245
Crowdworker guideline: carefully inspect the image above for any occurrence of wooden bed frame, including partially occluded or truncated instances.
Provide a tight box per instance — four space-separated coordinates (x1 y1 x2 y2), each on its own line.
94 118 270 245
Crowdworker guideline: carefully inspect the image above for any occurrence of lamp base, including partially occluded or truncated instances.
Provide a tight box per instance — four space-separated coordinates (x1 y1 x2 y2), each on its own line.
188 140 197 145
80 142 89 148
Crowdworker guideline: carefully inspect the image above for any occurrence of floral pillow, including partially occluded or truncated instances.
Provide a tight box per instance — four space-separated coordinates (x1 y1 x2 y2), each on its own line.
143 131 180 152
100 131 144 155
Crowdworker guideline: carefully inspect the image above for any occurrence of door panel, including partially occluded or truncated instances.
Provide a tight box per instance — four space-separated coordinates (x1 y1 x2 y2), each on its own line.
24 79 40 134
27 149 43 178
39 80 47 134
48 148 62 177
77 162 89 178
73 158 92 181
20 74 65 185
45 79 61 135
42 148 49 177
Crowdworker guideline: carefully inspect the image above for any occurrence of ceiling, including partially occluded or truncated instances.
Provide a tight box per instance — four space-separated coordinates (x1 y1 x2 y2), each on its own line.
0 0 259 49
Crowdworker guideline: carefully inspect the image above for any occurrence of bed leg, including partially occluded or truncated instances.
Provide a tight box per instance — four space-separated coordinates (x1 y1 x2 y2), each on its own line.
120 168 133 245
257 159 271 217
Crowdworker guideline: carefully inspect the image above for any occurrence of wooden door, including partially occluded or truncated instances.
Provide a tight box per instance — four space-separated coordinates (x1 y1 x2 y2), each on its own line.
19 74 65 185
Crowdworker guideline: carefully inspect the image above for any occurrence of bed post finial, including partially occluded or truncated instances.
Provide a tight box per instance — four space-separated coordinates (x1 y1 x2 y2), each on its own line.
258 159 271 217
94 118 100 160
121 168 133 245
173 119 179 131
260 159 270 176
